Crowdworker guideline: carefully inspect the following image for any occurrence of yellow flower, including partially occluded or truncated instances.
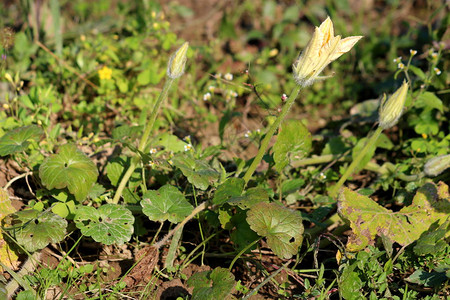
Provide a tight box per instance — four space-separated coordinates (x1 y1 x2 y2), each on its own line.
378 81 409 129
98 66 112 80
293 17 363 87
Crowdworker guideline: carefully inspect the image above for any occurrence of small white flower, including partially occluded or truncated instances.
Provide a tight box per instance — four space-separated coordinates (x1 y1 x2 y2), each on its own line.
393 56 402 63
256 129 260 133
150 148 157 154
409 49 417 56
149 161 155 167
430 52 438 59
224 73 233 81
397 62 405 69
184 144 192 151
434 67 441 75
281 93 287 101
208 85 215 92
203 92 211 101
244 130 251 138
231 91 238 98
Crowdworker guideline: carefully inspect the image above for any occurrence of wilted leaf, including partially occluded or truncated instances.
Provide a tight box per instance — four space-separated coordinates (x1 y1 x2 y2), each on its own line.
141 185 193 223
0 189 19 270
247 202 304 259
273 120 312 172
338 182 450 251
39 144 98 201
187 267 235 300
6 209 67 252
74 204 134 245
172 153 220 190
0 125 43 156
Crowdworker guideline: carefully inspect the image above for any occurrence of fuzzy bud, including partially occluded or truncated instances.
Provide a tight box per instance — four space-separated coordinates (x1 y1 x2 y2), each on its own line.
378 81 408 129
424 154 450 177
167 42 189 79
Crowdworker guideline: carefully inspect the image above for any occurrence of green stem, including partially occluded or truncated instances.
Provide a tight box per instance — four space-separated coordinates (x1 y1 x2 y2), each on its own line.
329 126 383 198
243 85 302 184
228 238 260 271
111 78 174 204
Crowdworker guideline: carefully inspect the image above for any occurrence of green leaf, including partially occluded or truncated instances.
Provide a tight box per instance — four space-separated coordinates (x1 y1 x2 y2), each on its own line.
141 185 193 223
414 220 450 256
247 202 304 259
39 144 98 202
187 267 235 300
212 178 245 205
338 182 450 251
0 188 19 268
406 269 448 287
230 210 259 252
74 204 134 245
106 156 141 188
172 153 220 190
408 65 426 80
9 209 67 252
339 263 364 300
229 187 270 210
153 132 189 153
0 125 43 156
273 120 312 172
415 92 443 113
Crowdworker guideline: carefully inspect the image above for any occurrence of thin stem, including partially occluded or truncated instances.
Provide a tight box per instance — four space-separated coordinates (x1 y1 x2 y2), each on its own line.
228 238 260 271
329 126 383 198
111 78 174 204
243 85 302 184
154 201 207 250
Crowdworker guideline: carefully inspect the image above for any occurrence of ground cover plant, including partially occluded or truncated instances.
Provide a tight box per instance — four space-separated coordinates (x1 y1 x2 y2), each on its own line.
0 0 449 299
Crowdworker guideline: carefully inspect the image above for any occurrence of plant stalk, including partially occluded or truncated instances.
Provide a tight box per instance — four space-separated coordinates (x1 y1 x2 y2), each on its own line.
243 85 302 184
329 126 383 198
112 78 174 204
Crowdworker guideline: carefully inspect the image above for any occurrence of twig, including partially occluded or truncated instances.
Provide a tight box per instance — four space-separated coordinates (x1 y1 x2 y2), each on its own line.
4 172 33 189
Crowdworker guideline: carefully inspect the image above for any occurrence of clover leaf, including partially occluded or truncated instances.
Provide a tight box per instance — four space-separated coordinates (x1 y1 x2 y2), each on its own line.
7 209 67 252
172 153 220 190
273 120 311 172
247 202 304 259
0 125 43 156
74 204 134 245
141 184 193 223
187 267 235 300
39 144 98 202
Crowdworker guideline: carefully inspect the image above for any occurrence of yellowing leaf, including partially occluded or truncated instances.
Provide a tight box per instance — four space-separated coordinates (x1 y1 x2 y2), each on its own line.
338 182 450 251
0 189 19 271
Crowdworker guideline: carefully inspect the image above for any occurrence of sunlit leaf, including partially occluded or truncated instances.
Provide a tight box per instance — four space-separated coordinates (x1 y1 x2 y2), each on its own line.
0 189 19 270
273 119 312 172
141 185 193 223
338 182 450 251
0 125 43 156
7 209 67 252
172 152 220 190
247 202 304 259
74 204 134 245
39 144 98 201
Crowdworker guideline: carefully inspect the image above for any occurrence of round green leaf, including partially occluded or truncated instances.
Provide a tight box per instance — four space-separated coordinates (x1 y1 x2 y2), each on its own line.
0 125 43 156
10 209 67 252
172 153 220 190
247 202 304 259
141 185 194 223
74 204 134 245
39 144 99 202
187 267 235 300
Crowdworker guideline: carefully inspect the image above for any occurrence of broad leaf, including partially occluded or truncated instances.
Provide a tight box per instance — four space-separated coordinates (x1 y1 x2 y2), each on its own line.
273 119 312 172
106 156 141 188
0 188 19 270
212 178 245 205
0 125 43 156
415 92 443 113
6 209 67 252
152 132 189 153
338 182 450 251
406 269 448 287
247 202 304 259
172 153 220 190
141 185 193 223
39 144 98 201
74 204 134 245
414 220 450 256
187 267 235 300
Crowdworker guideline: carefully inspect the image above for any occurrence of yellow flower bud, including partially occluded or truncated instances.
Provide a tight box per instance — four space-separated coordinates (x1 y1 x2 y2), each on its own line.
378 81 408 129
167 42 189 79
4 73 13 84
293 17 363 87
